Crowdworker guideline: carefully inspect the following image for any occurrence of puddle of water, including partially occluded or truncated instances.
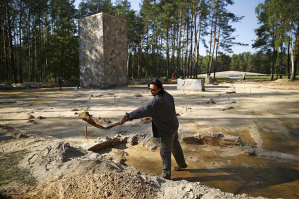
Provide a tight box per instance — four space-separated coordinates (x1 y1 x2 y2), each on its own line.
124 143 299 199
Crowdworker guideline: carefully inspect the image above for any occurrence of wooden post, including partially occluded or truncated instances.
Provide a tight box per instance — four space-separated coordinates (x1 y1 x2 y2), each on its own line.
85 126 87 138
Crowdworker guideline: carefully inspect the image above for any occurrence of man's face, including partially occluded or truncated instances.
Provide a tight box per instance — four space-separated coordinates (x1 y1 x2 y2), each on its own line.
149 84 161 96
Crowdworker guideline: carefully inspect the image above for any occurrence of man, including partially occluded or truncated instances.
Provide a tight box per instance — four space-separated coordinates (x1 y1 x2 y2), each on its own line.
119 79 187 179
172 73 176 79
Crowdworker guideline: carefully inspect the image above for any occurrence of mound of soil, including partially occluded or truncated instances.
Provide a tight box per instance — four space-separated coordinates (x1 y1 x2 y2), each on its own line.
1 138 265 199
25 172 157 199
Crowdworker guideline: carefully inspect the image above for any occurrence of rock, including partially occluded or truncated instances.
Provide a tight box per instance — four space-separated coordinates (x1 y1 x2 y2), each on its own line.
12 131 32 139
127 134 146 145
221 106 235 111
242 163 252 168
243 146 255 156
182 132 243 147
182 133 200 144
42 83 56 88
209 98 216 104
0 84 13 90
141 136 160 152
11 83 30 88
226 91 236 94
26 113 35 119
212 132 220 138
30 83 42 88
103 148 127 164
88 134 128 152
27 120 36 124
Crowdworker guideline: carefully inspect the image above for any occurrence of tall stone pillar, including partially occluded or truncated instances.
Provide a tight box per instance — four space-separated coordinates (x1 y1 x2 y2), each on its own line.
79 12 128 88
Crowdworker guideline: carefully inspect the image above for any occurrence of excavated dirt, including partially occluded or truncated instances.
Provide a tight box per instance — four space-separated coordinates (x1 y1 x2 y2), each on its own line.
1 79 299 199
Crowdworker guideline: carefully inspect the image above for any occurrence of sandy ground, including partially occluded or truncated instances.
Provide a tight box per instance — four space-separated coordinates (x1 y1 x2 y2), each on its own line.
0 79 299 199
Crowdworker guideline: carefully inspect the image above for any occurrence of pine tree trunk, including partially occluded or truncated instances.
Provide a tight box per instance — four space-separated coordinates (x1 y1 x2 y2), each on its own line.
214 26 221 79
132 51 135 79
28 10 32 82
185 22 189 77
207 19 213 76
166 26 169 79
196 10 202 78
138 50 140 80
189 8 194 79
177 11 182 77
279 45 283 79
39 14 42 82
45 14 48 80
290 48 296 81
1 29 4 82
171 26 175 77
270 24 276 81
3 22 9 82
208 0 219 77
287 39 290 79
7 1 17 83
19 11 23 83
139 37 143 79
156 36 159 78
35 35 38 82
146 29 149 79
193 7 198 79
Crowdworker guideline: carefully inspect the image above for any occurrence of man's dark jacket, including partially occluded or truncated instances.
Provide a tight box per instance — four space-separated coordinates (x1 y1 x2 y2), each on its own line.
126 91 179 137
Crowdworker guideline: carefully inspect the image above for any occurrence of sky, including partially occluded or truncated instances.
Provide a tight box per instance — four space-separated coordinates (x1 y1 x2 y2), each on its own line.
75 0 265 55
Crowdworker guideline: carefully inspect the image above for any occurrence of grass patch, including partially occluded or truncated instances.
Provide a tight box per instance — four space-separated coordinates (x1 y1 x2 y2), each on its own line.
0 150 37 186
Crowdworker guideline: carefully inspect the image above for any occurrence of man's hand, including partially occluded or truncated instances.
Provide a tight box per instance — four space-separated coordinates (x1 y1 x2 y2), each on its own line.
119 115 127 125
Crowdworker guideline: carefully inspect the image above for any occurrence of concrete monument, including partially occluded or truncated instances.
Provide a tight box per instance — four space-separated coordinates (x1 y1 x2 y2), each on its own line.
79 12 128 88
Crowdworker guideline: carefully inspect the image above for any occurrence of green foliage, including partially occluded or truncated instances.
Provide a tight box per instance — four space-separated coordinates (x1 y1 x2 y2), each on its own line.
0 150 37 186
78 0 114 17
253 0 299 80
1 0 297 84
46 17 79 80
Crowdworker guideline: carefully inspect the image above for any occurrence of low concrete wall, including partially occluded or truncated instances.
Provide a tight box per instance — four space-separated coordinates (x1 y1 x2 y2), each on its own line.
177 79 205 91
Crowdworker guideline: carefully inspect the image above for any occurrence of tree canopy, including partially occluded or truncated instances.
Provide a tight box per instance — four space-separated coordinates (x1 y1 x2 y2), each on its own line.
0 0 297 84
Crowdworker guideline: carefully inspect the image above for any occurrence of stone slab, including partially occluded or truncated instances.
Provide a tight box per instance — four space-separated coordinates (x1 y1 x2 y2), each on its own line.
177 79 205 91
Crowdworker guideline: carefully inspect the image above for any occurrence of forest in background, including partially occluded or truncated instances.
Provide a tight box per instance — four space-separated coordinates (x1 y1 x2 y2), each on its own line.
1 0 298 84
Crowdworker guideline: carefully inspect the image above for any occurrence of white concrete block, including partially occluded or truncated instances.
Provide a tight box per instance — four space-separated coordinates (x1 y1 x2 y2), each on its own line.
177 79 205 91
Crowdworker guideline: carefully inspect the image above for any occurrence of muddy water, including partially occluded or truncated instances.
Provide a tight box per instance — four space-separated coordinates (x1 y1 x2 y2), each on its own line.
124 141 299 199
